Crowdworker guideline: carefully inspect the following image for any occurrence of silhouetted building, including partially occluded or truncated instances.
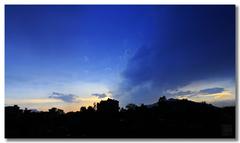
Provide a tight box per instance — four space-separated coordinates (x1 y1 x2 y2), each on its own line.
97 98 119 113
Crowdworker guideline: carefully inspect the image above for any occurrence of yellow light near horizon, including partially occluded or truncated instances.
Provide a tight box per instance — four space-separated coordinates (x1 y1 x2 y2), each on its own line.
5 94 113 113
177 90 235 104
5 98 63 104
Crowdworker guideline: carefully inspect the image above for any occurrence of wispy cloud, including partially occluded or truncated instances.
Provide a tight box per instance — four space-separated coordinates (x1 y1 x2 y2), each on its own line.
166 90 194 96
168 87 225 98
91 91 112 99
91 93 107 99
170 87 235 107
49 92 78 103
199 87 225 95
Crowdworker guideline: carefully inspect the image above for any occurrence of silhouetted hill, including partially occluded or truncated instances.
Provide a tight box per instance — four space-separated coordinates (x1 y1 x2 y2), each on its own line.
5 97 235 138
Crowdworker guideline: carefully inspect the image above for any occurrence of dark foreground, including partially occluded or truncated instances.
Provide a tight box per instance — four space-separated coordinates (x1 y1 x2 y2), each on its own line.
5 97 235 138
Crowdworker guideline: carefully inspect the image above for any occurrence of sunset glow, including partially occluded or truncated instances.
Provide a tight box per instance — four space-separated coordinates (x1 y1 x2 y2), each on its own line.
5 5 235 112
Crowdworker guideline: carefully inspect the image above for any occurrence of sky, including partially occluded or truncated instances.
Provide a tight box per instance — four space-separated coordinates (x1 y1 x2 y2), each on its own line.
5 5 235 112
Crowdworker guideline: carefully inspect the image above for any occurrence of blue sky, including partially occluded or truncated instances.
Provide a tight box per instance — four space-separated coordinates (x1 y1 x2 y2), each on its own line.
5 5 235 112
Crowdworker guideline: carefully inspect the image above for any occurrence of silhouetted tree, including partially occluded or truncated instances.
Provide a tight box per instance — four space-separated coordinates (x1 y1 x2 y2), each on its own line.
97 98 119 113
5 97 235 138
80 106 87 112
87 106 95 112
49 107 64 115
126 103 138 111
158 96 167 102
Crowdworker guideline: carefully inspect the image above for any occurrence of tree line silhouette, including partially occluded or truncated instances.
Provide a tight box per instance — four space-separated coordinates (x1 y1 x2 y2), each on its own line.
5 96 235 138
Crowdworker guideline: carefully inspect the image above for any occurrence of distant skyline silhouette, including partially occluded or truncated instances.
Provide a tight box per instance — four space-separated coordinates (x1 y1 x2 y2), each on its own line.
5 5 235 112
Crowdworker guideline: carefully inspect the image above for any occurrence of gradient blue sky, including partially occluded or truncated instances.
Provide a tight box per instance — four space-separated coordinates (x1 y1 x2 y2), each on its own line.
5 5 235 112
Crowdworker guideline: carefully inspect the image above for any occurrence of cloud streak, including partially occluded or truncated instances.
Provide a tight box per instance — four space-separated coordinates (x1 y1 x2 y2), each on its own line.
199 88 225 95
49 92 78 103
168 87 225 97
91 93 107 99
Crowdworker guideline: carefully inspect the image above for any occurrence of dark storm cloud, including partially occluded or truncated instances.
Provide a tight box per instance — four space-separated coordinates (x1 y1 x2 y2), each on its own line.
49 92 78 103
116 6 235 104
92 93 107 99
